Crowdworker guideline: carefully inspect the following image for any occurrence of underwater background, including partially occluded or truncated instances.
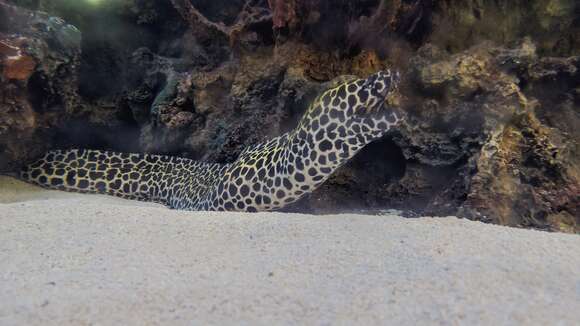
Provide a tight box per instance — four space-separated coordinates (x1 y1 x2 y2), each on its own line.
0 0 578 232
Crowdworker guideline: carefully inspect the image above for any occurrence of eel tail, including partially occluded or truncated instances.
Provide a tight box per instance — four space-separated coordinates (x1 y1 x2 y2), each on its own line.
20 149 166 203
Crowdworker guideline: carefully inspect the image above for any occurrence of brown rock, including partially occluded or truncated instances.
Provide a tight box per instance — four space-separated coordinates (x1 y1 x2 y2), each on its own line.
0 39 36 80
0 2 81 172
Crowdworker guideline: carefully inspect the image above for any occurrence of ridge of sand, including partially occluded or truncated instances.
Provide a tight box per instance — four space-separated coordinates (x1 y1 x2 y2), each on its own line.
1 176 579 325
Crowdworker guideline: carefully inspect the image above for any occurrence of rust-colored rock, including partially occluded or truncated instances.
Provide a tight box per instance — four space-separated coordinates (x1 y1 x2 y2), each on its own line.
0 39 36 80
0 2 81 172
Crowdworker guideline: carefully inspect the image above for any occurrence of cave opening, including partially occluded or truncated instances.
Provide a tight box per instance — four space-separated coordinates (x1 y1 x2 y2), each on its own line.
26 71 50 113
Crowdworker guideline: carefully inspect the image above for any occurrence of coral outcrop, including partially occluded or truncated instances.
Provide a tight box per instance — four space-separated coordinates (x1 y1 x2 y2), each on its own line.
0 1 81 171
1 0 578 232
396 39 579 232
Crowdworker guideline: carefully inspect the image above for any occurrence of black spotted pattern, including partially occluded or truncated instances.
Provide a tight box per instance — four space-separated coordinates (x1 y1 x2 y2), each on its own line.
21 70 403 212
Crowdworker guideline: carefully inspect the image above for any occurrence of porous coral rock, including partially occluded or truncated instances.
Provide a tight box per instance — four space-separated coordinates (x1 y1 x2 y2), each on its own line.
0 1 81 171
395 39 579 232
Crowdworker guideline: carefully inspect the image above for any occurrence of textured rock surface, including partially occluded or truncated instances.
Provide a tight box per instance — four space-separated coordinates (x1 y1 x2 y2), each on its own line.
0 2 82 171
395 39 579 232
1 0 578 231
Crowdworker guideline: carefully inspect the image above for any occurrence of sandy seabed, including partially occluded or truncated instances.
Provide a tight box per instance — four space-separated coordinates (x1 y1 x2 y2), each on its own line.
0 176 579 325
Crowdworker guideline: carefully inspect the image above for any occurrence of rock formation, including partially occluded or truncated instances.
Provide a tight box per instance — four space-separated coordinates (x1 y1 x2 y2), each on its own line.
0 2 82 171
1 0 578 232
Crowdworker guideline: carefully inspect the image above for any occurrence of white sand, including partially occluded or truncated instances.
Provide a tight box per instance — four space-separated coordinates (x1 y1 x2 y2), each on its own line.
0 176 579 325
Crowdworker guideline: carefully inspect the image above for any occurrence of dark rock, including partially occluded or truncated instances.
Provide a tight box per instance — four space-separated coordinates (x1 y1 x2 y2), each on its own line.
0 2 81 171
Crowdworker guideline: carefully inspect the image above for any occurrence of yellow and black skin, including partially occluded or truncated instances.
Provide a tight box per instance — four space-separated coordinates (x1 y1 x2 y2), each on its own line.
21 70 404 212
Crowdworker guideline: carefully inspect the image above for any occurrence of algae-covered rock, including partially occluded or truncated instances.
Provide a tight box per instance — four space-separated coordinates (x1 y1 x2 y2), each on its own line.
0 2 81 171
1 0 578 232
431 0 579 56
394 39 579 232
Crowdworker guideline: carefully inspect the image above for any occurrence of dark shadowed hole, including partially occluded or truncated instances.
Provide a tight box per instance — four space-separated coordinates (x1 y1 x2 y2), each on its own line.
191 0 245 26
347 137 407 185
248 20 276 46
27 72 50 113
53 119 141 154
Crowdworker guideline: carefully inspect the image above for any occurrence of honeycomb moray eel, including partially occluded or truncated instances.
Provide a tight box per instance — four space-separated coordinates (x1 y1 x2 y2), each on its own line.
21 70 404 212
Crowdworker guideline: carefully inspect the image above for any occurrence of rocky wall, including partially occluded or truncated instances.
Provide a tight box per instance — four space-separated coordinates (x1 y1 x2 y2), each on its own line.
1 0 578 232
0 1 81 171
